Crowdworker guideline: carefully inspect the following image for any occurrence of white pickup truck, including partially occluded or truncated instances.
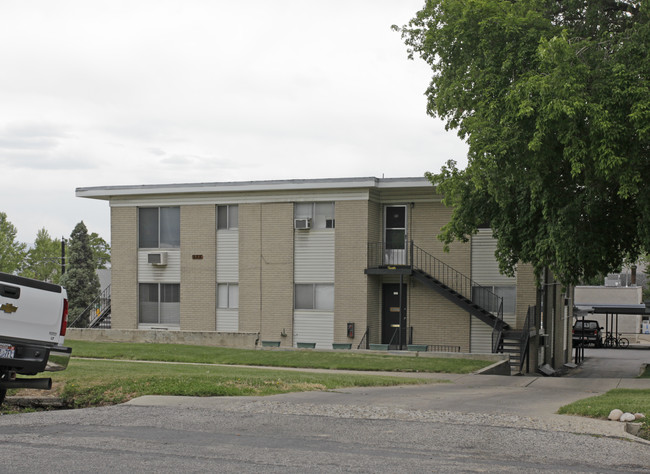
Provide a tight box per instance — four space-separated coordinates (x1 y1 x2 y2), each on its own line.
0 272 72 405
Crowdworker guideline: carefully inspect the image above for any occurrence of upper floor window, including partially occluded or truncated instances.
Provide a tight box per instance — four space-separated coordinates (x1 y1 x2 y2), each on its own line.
139 207 180 248
294 202 335 229
217 205 238 230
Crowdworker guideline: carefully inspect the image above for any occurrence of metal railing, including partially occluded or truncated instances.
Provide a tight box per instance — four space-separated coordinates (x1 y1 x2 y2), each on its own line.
357 327 369 349
69 284 111 329
368 240 505 353
368 241 502 311
518 305 536 373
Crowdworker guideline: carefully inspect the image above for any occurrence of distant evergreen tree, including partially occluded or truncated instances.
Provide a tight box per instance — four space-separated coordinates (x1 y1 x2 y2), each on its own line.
61 221 100 326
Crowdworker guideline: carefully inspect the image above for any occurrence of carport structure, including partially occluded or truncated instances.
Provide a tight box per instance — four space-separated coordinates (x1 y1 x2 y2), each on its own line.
573 303 649 362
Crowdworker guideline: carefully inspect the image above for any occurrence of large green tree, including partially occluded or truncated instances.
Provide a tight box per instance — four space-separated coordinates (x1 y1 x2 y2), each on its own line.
20 228 62 283
398 0 649 285
89 232 111 269
60 221 100 325
0 212 27 274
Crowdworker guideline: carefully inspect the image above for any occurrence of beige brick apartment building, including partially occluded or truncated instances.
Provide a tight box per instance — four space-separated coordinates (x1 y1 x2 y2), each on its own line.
77 177 546 359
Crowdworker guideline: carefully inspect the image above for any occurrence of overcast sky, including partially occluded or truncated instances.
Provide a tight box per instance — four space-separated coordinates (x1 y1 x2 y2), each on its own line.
0 0 468 246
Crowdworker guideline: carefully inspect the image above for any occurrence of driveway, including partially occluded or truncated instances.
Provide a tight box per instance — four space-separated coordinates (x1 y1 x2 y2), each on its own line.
567 346 650 378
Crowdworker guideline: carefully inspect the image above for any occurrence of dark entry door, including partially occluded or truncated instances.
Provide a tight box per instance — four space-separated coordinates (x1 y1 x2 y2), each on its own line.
382 283 407 348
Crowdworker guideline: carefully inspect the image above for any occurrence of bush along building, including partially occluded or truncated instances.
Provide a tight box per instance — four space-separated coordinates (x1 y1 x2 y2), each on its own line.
76 177 572 374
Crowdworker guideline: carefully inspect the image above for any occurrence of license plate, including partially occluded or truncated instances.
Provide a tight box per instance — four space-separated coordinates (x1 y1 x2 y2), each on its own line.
0 343 15 359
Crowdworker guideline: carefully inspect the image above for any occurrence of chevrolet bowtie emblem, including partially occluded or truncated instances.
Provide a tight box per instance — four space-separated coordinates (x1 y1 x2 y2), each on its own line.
1 303 18 314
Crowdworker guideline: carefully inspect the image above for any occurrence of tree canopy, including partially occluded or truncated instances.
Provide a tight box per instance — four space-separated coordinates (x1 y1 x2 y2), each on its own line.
398 0 649 285
21 229 62 283
0 212 27 274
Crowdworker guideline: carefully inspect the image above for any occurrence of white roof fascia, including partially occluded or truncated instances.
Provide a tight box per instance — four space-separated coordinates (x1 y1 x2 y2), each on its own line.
76 176 433 201
107 190 373 208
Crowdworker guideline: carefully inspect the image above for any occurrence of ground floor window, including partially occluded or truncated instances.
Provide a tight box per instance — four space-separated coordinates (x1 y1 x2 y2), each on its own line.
139 283 180 325
217 283 239 309
295 283 334 311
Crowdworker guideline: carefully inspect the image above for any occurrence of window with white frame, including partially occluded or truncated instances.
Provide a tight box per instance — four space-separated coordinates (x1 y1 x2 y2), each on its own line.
217 283 239 309
294 202 335 229
217 205 238 230
139 283 180 325
295 283 334 311
139 207 180 248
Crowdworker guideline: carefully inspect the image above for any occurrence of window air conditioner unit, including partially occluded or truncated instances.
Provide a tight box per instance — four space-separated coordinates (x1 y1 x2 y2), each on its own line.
148 251 168 266
294 218 311 230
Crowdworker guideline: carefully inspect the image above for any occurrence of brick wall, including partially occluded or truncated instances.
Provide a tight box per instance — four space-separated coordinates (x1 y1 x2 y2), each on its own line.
367 200 381 343
334 200 369 346
180 205 216 331
515 263 537 329
408 201 471 350
238 203 294 345
260 203 294 345
239 203 262 333
110 206 138 329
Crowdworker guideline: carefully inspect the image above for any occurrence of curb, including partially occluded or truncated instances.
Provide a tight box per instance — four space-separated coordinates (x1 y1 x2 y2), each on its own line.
4 397 65 409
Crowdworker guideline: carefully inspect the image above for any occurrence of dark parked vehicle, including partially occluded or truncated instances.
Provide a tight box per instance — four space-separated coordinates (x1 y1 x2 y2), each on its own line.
572 319 603 347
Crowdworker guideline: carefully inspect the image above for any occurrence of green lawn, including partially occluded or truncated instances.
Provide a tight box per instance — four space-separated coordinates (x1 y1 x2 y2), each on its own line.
558 388 650 440
46 358 436 408
65 340 493 373
4 339 497 413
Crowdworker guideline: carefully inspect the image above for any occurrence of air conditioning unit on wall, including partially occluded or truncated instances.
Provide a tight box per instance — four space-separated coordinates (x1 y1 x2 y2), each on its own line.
147 251 168 266
294 218 312 230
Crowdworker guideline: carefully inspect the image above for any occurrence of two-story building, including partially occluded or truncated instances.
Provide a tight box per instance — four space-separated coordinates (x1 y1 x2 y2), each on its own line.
77 176 554 368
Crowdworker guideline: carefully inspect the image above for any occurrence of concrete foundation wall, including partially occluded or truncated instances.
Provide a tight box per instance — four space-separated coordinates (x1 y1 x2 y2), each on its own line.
67 328 259 348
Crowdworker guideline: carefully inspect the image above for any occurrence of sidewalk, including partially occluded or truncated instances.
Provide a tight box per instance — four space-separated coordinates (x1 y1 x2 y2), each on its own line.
127 368 650 442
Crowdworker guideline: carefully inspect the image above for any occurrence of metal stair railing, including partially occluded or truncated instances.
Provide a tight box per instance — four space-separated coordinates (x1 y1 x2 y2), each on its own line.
69 284 111 329
357 327 369 349
368 241 506 352
518 305 536 373
410 242 503 318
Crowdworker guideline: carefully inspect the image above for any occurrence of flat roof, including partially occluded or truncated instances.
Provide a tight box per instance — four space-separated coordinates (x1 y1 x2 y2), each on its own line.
76 176 433 200
574 303 649 315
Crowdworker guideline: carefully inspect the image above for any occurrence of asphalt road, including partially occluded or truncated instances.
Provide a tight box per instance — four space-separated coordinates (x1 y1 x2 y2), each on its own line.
0 401 649 473
1 347 649 472
1 370 650 473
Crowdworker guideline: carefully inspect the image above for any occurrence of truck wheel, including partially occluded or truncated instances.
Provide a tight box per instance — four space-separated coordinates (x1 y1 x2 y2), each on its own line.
0 370 9 407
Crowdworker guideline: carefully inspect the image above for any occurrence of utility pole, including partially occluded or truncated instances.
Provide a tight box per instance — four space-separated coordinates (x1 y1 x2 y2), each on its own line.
61 238 66 275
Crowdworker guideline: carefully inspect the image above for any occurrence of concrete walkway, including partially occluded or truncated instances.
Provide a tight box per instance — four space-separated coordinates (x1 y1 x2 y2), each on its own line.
128 367 650 442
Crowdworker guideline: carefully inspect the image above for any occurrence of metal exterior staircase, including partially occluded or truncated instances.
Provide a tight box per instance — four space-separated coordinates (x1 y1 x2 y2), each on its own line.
366 241 516 357
69 284 111 329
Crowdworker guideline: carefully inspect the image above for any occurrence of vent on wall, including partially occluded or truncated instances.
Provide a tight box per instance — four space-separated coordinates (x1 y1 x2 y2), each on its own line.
294 218 311 230
147 252 168 266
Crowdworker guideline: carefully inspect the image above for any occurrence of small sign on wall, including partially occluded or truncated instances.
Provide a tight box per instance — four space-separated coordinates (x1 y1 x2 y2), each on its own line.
192 255 203 260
